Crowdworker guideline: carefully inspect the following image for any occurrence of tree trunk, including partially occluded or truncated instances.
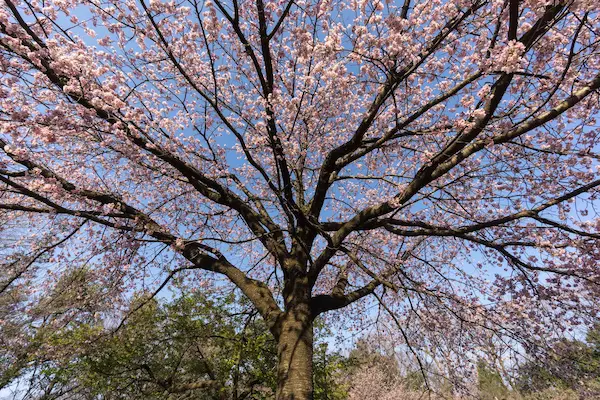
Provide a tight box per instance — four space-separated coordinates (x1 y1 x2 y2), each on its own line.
276 304 314 400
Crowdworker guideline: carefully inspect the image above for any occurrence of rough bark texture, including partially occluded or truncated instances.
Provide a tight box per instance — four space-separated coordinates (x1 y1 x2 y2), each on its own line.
276 304 314 400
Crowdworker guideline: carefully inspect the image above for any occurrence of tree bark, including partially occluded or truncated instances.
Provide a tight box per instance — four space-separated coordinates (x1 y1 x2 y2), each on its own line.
276 304 314 400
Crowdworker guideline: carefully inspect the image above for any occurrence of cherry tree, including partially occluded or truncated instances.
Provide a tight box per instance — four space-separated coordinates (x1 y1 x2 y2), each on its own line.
1 0 600 398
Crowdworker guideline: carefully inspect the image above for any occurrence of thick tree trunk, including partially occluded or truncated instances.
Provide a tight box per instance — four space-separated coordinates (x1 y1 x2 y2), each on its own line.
276 305 314 400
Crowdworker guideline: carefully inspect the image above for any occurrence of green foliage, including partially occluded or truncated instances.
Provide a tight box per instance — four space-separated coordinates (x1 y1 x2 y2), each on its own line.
477 361 511 400
403 370 426 392
516 326 600 398
32 291 277 399
7 292 348 399
313 342 349 400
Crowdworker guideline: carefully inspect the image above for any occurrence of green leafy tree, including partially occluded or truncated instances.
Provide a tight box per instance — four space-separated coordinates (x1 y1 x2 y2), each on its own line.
3 286 348 400
34 292 277 399
313 342 349 400
477 361 511 400
516 324 600 398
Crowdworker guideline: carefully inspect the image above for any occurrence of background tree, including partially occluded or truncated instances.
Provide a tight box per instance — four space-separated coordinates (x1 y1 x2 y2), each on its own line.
2 287 347 400
477 360 511 400
3 277 600 400
1 0 600 399
33 291 277 400
516 324 600 398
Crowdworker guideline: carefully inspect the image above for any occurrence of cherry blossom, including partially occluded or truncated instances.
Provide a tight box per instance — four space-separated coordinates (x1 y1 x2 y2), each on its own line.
1 0 600 399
